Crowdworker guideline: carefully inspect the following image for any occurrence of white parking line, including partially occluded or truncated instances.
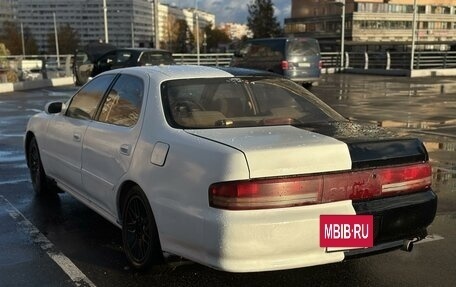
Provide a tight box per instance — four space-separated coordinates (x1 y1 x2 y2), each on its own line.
0 195 96 287
0 178 30 185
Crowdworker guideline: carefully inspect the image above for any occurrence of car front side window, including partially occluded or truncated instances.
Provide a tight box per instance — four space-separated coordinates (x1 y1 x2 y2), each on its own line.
66 75 116 120
98 74 144 127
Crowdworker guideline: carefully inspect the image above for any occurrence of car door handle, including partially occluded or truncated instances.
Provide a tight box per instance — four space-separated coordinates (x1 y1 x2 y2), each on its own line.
120 144 131 156
73 133 81 142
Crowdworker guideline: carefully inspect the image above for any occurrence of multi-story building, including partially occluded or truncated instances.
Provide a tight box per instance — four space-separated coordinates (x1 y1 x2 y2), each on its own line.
6 0 158 53
219 22 253 40
157 3 215 50
285 0 456 51
1 0 215 53
0 0 14 26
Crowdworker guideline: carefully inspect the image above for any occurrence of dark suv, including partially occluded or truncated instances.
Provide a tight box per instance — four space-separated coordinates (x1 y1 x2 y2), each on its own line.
230 37 321 87
73 43 175 85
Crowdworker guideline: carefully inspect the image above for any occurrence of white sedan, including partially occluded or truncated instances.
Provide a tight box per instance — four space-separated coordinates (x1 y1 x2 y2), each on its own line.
25 65 437 272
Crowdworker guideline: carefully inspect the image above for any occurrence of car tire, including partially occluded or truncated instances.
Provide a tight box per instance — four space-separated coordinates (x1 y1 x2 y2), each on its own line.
122 186 163 270
74 72 85 86
28 137 50 195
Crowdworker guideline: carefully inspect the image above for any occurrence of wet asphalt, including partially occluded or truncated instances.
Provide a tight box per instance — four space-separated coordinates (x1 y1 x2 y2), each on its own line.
0 74 455 287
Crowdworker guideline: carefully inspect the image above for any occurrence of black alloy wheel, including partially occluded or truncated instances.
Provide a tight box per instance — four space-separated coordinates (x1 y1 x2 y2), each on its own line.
122 186 163 270
28 137 48 194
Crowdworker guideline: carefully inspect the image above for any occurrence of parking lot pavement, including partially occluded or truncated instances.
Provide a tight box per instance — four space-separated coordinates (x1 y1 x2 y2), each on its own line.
0 75 455 286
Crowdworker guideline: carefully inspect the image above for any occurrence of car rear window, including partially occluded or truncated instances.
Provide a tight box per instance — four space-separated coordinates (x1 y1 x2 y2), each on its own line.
287 38 320 56
139 52 175 66
162 77 345 129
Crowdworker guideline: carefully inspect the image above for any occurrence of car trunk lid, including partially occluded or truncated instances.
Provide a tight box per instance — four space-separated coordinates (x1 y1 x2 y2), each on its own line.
187 122 428 179
186 125 352 178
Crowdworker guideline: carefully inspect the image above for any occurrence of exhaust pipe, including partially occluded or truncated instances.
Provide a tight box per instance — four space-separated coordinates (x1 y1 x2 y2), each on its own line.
401 240 414 252
401 235 424 252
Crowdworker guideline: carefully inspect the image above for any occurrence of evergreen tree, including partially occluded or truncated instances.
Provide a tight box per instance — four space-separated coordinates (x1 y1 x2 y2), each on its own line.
247 0 282 38
175 19 194 53
1 21 23 55
204 24 230 52
47 23 80 54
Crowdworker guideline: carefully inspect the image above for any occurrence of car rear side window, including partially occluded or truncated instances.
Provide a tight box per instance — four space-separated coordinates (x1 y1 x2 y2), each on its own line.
98 75 144 127
66 74 115 120
245 40 285 58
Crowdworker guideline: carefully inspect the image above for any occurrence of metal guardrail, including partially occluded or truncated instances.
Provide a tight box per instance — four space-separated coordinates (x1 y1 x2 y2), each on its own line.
173 53 233 66
320 51 456 70
0 55 72 83
2 51 456 83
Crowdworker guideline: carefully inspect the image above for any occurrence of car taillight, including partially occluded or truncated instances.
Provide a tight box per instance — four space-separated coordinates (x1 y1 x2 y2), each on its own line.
378 164 431 194
319 60 323 69
209 163 431 210
281 60 289 70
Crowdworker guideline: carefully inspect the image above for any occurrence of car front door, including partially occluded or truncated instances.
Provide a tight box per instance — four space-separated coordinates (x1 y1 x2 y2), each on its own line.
43 74 116 193
81 74 146 215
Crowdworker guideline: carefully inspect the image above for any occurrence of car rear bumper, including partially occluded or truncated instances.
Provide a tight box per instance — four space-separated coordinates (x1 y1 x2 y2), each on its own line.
181 190 436 272
284 70 321 83
345 189 437 258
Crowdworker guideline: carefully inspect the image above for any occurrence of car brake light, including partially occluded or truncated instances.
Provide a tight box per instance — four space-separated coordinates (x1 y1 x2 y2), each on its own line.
319 60 323 69
210 176 323 210
378 164 431 194
281 60 289 70
209 163 431 210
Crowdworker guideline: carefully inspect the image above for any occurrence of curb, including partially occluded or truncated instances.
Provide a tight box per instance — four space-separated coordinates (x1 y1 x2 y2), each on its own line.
0 77 74 93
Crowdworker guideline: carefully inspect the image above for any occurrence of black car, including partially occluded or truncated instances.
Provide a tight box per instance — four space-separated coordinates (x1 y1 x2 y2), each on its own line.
73 43 175 85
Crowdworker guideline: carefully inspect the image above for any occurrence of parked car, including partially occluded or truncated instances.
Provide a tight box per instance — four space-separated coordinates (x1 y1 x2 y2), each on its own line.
231 37 322 87
73 43 174 85
25 65 436 272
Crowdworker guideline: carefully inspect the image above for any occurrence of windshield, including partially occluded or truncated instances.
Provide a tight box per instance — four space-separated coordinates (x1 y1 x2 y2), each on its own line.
287 38 320 56
162 77 346 129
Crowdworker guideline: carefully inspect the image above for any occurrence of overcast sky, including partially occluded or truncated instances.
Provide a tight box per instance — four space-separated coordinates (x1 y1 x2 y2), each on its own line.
160 0 291 25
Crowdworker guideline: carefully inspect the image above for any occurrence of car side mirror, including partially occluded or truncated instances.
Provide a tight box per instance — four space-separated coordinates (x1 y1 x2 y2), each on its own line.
45 101 63 114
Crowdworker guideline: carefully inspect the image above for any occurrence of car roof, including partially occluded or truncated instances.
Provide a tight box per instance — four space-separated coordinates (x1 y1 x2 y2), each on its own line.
107 65 282 82
117 48 172 53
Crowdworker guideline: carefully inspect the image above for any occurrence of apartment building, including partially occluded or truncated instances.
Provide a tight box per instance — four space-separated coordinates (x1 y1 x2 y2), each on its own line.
219 22 253 40
157 3 215 50
0 0 14 25
5 0 160 52
285 0 456 51
1 0 214 53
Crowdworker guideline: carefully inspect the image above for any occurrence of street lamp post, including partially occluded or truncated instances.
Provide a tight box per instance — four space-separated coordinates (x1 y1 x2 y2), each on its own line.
20 22 25 56
334 0 346 70
53 12 60 67
154 0 160 48
410 0 418 71
131 17 135 47
339 0 345 70
103 0 109 43
340 0 345 70
195 0 200 65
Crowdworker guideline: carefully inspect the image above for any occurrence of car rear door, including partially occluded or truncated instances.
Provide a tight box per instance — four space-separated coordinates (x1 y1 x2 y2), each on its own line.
44 74 116 193
81 73 146 215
